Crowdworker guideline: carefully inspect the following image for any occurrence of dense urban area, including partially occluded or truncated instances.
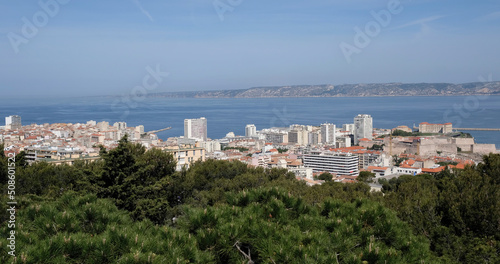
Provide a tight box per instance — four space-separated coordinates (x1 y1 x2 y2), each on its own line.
1 114 499 263
1 114 497 184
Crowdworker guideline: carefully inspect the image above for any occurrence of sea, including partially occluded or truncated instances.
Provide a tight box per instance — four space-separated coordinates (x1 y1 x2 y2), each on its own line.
1 96 499 150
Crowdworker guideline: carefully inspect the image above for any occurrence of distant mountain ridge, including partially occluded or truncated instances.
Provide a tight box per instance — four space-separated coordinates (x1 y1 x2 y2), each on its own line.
148 81 500 98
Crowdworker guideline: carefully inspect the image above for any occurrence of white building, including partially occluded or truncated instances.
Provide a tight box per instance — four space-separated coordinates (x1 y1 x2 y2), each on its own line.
5 115 21 130
336 136 352 148
308 131 321 145
288 167 314 179
320 123 336 145
354 114 373 145
113 122 127 130
342 124 355 133
303 150 359 176
97 121 109 131
288 130 309 145
201 140 221 153
184 117 207 141
395 167 422 175
245 124 257 137
263 132 288 144
135 125 144 134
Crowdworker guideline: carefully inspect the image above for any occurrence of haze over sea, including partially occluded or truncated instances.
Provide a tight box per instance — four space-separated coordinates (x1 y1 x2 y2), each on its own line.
1 96 499 150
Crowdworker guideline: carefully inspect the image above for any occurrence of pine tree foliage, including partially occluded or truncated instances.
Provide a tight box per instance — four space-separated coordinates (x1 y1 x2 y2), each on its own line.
0 192 213 264
179 188 436 264
382 154 500 263
1 138 499 263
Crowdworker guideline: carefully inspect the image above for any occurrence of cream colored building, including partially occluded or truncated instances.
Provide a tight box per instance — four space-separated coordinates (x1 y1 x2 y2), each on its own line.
419 122 452 134
25 146 99 165
392 125 412 133
163 145 206 170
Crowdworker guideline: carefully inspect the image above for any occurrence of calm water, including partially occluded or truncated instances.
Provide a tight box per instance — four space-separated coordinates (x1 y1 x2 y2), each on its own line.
1 96 499 149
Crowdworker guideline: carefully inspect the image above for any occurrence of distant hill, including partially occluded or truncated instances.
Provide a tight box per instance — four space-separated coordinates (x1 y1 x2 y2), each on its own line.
148 81 500 98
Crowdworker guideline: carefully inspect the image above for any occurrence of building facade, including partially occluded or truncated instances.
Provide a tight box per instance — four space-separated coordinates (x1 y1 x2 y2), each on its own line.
288 130 309 145
418 122 452 134
184 117 207 141
308 131 321 145
320 123 336 145
164 145 206 171
264 132 288 144
113 122 127 130
245 124 257 137
342 123 355 133
5 115 21 130
354 114 373 145
303 151 359 176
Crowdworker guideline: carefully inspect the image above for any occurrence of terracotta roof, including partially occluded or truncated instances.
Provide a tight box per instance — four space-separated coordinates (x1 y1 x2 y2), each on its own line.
286 159 302 166
367 166 389 171
341 180 356 183
420 122 452 126
421 166 445 173
337 175 358 182
330 146 364 152
449 163 466 170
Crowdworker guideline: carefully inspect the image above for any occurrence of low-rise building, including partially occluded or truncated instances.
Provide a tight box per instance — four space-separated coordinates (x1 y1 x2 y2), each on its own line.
163 145 206 171
419 122 452 134
366 166 391 178
395 166 422 175
25 146 99 164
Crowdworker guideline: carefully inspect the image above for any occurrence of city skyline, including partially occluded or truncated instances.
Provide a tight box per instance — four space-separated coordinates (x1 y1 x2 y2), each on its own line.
2 0 500 99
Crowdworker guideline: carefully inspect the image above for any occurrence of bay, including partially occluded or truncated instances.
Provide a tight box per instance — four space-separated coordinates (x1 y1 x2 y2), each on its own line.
1 96 499 149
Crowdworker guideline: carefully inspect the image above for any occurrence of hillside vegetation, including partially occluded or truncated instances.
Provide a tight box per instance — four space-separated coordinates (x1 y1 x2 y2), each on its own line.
148 82 500 98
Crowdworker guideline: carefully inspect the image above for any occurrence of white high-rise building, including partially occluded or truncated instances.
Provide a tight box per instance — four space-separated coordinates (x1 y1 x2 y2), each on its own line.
135 125 145 134
308 131 321 145
113 122 127 130
97 121 109 131
184 117 207 141
201 140 221 153
288 130 309 145
320 123 336 145
354 114 373 144
5 115 21 130
245 124 257 137
342 124 355 133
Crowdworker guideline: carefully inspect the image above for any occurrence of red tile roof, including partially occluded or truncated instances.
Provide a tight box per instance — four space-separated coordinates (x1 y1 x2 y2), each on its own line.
367 166 389 171
421 166 445 173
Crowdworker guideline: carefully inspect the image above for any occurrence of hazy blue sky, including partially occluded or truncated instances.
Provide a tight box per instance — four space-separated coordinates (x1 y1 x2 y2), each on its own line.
1 0 500 98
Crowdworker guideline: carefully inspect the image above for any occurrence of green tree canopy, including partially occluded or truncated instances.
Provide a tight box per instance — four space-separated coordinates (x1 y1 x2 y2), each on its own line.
357 171 375 183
